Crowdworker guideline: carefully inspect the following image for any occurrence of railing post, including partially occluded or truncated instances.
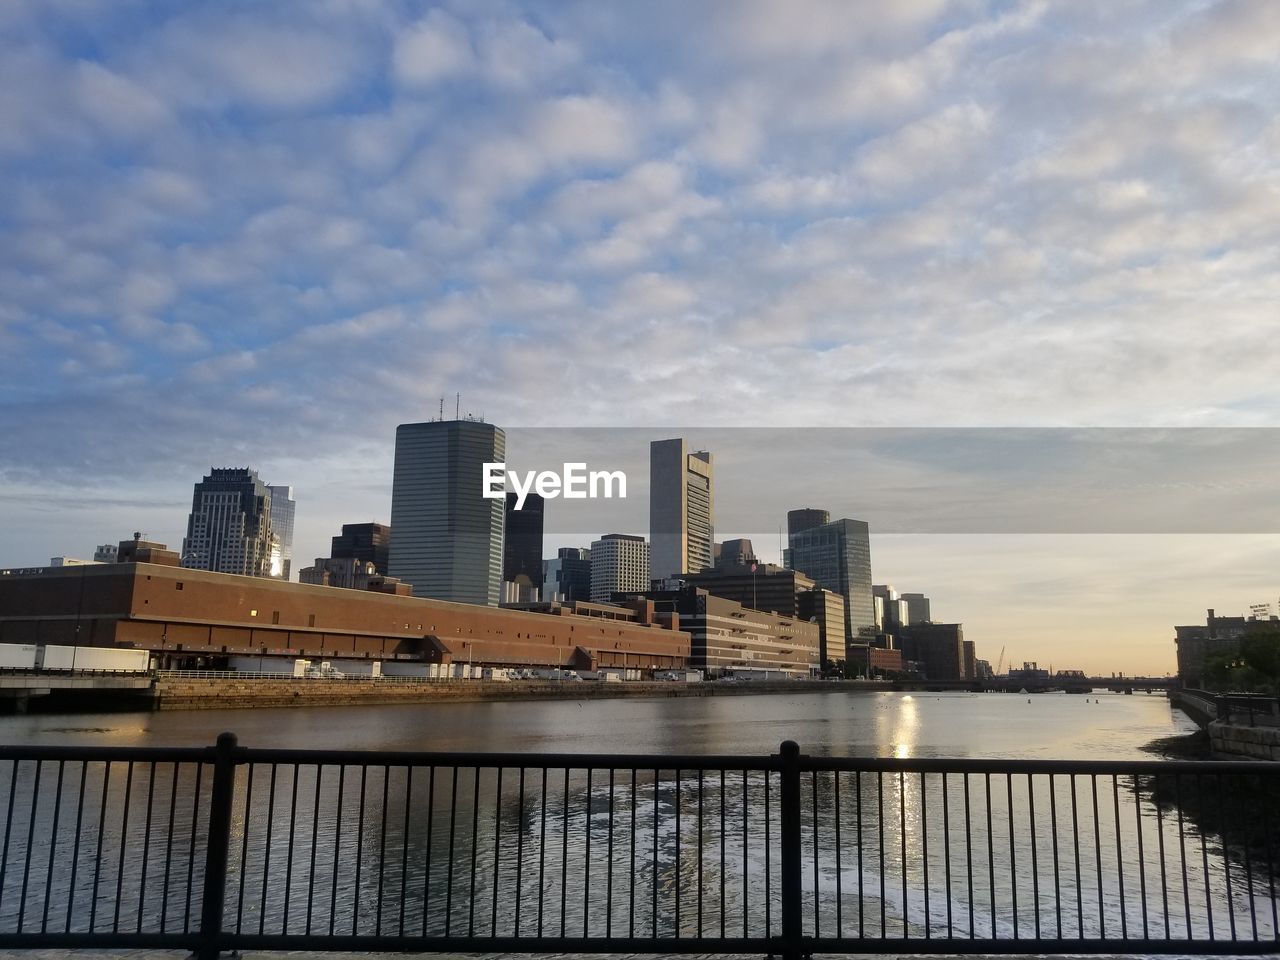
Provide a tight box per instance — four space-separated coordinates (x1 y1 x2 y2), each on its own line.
196 732 238 960
778 740 806 960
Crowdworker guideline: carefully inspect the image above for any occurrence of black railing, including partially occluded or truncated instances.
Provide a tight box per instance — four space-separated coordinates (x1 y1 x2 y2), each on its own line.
0 736 1277 957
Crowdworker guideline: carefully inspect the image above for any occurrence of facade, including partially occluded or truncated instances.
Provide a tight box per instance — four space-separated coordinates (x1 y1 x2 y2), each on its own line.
901 592 931 625
503 492 544 591
715 538 757 568
797 586 847 669
299 557 411 595
589 534 649 602
388 419 506 606
683 564 815 618
93 544 118 563
49 557 97 567
1173 607 1263 686
181 468 276 577
786 518 875 646
543 547 591 602
899 622 966 681
787 508 830 538
849 644 905 677
649 438 714 580
0 564 690 674
267 485 296 580
330 522 391 574
874 585 910 632
661 585 819 677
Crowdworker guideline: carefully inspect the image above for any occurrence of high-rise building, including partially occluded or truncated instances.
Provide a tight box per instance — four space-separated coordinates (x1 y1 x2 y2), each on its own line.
589 534 649 602
267 485 295 580
388 418 506 605
330 522 391 574
683 563 814 618
786 517 874 646
873 584 909 632
715 538 757 568
650 438 714 580
787 508 830 538
93 544 118 564
181 468 276 577
899 622 966 681
797 586 848 669
900 592 931 625
544 547 591 602
504 492 544 591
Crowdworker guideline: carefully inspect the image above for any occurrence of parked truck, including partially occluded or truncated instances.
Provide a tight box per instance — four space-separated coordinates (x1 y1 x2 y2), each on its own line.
37 645 150 673
0 643 37 671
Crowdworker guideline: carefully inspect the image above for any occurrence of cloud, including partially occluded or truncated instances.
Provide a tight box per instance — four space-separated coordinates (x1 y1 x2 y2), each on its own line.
394 8 474 87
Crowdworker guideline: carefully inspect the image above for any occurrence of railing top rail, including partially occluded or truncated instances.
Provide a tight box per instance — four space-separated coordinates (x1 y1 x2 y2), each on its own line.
802 754 1279 775
0 743 213 763
229 744 784 771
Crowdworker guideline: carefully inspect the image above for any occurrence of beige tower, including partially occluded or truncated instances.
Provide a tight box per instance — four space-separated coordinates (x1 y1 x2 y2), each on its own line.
649 438 714 581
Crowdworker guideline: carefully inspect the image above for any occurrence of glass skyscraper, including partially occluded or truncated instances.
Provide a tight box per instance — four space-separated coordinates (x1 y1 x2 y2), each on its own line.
388 418 506 606
267 484 295 580
786 517 875 649
181 467 275 577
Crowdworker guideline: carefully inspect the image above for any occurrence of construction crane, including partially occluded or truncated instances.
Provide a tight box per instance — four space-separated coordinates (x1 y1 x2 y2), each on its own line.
996 645 1006 676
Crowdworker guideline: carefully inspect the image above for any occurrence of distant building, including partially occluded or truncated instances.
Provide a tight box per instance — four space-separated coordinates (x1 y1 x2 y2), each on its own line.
503 492 544 592
975 658 994 680
797 587 848 670
650 438 714 580
1008 661 1050 683
787 508 830 538
388 418 506 606
1173 607 1278 687
181 468 276 577
49 557 98 567
962 639 977 681
683 564 814 618
715 538 757 568
590 534 649 602
93 544 118 564
901 592 931 625
786 518 875 646
873 585 909 632
900 622 966 681
267 485 296 580
543 547 591 602
116 534 180 566
299 557 411 595
330 522 391 574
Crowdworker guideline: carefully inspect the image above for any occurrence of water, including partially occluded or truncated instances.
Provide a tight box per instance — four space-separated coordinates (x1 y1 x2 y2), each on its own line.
0 687 1197 757
2 690 1275 946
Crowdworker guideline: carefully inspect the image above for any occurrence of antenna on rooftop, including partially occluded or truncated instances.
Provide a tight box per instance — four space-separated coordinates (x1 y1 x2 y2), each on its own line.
438 396 444 421
456 393 460 419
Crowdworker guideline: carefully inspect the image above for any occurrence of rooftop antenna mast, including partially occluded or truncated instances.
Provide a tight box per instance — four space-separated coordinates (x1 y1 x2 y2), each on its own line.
456 393 460 420
438 396 444 421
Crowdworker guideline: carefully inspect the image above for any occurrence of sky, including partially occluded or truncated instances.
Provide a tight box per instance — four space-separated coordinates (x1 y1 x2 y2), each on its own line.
2 0 1279 675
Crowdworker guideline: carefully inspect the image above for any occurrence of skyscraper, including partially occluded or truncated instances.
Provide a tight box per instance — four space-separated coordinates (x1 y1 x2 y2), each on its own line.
388 418 506 605
543 547 592 602
589 534 650 602
787 508 830 538
786 517 875 648
181 468 275 577
267 484 295 580
330 522 391 573
649 438 713 580
503 491 544 591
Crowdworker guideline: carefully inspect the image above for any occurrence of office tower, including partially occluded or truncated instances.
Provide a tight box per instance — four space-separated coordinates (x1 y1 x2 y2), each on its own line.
901 592 931 625
388 418 506 606
899 622 966 681
503 492 544 591
330 522 391 574
93 544 118 563
684 564 814 618
650 438 714 580
786 517 875 647
589 534 649 602
181 468 275 577
267 485 295 580
715 538 757 568
873 584 909 631
787 508 830 538
797 587 848 668
544 547 592 602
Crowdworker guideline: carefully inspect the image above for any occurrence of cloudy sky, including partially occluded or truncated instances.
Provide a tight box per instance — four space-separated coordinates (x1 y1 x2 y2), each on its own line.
2 0 1279 674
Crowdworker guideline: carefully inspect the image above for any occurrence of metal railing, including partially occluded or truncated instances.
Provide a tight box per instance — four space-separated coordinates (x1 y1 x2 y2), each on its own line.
0 737 1277 957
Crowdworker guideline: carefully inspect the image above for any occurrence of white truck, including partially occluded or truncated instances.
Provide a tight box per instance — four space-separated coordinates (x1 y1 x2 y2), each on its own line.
0 643 37 671
37 645 150 672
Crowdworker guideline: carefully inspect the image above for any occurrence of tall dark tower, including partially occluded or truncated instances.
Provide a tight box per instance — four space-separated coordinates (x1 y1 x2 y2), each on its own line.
503 492 544 591
787 507 830 538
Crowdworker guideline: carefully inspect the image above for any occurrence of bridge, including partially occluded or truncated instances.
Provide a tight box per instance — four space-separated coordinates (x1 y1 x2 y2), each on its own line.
0 736 1275 957
0 670 153 712
889 675 1178 694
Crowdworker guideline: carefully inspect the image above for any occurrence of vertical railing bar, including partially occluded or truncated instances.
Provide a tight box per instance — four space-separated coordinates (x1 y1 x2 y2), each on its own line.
65 760 90 934
856 769 864 940
1260 771 1278 939
1051 773 1063 940
584 767 593 939
491 766 502 939
400 766 414 938
672 769 680 938
257 763 277 937
111 760 135 933
232 763 253 936
1132 774 1148 940
604 768 612 940
1070 774 1082 939
879 770 887 938
765 768 772 940
814 769 822 940
963 772 973 940
778 741 803 960
0 758 19 917
1112 774 1126 940
942 771 952 939
835 770 843 939
89 759 112 933
742 767 749 940
1154 773 1169 940
698 768 704 939
471 765 483 938
1196 774 1214 940
135 762 154 935
535 767 545 939
281 764 299 936
720 768 726 939
1091 774 1104 940
627 767 635 940
984 772 994 940
42 760 67 934
514 767 524 939
561 766 570 939
421 765 435 937
921 770 930 940
1216 773 1236 941
17 758 44 933
652 767 659 940
1006 773 1017 940
195 733 238 960
1027 772 1038 940
899 769 907 940
1174 773 1190 940
377 764 392 937
305 765 323 935
444 765 458 938
328 764 344 937
1235 772 1258 942
352 765 367 937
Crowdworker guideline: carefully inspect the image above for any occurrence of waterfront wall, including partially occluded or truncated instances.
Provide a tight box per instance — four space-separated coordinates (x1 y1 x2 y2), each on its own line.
1208 718 1280 761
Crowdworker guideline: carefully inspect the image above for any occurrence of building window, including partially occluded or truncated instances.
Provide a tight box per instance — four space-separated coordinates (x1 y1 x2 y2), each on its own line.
249 609 257 617
308 614 315 627
272 611 280 625
176 582 184 591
